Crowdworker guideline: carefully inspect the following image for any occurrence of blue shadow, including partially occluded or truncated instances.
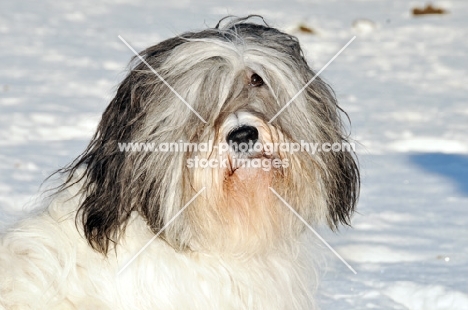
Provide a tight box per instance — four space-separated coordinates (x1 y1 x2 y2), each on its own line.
410 153 468 195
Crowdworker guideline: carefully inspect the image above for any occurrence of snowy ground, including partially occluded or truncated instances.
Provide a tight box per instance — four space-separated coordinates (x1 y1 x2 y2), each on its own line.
1 0 467 309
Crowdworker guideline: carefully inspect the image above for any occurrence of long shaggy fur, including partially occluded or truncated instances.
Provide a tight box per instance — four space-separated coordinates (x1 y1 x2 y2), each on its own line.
0 16 359 309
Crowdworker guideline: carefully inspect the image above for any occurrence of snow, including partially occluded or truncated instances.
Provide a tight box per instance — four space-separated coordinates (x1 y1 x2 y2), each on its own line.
1 0 467 308
384 282 468 310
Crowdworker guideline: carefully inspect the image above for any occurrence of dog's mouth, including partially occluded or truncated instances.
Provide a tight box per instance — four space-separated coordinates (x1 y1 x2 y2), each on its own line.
226 152 276 176
226 125 262 175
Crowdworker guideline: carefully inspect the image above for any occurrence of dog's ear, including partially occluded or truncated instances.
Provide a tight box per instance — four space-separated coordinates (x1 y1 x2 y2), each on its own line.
305 78 360 230
323 143 360 230
316 99 359 227
57 56 169 254
61 72 147 254
56 36 192 254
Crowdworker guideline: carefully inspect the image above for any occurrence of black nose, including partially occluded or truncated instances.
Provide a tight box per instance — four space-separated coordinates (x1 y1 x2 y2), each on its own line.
226 125 259 147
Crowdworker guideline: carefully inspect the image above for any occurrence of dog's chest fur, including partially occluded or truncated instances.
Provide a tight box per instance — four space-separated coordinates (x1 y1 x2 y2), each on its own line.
0 185 314 310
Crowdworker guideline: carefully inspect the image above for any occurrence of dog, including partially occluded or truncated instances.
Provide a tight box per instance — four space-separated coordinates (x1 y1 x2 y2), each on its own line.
0 16 359 309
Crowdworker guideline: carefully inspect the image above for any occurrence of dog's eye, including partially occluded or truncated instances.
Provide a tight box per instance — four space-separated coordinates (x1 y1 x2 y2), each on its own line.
250 73 264 87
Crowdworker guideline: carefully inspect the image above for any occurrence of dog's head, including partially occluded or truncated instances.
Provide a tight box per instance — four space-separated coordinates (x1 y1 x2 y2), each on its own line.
62 16 359 255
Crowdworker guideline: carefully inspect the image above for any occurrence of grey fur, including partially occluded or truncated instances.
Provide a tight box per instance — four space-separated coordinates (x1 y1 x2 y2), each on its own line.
57 15 359 254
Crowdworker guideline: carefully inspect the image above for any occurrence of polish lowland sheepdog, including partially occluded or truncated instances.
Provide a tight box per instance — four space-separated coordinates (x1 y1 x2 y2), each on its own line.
0 16 359 309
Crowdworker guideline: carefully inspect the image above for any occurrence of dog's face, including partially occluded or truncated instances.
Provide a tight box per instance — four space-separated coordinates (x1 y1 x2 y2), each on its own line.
63 17 359 255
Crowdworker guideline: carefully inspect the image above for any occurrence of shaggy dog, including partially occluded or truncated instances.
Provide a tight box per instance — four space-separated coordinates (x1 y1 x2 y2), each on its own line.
0 16 359 309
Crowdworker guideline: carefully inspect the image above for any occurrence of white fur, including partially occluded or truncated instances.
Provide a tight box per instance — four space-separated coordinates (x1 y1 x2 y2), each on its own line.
0 181 316 309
